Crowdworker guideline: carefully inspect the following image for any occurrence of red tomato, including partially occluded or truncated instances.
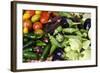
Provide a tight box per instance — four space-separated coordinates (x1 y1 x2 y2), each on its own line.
40 11 50 24
25 10 35 17
40 17 48 24
41 11 50 17
23 20 32 30
33 22 43 30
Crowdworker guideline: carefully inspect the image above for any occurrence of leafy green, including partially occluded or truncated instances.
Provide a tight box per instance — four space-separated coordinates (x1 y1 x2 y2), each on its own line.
65 50 79 60
79 48 91 60
82 40 91 50
69 38 82 52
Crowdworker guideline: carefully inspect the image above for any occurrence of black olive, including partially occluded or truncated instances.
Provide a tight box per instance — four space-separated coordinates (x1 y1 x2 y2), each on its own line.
84 18 91 30
60 17 69 28
52 48 63 61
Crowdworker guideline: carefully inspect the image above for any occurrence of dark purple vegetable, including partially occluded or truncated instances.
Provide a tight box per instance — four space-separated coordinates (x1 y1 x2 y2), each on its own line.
84 18 91 30
48 16 61 23
42 37 49 43
44 16 61 34
60 17 69 27
33 46 43 54
52 48 63 61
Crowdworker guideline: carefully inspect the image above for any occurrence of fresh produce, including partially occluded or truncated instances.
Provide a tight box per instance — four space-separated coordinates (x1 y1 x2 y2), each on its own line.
23 27 28 34
84 18 91 30
34 29 44 35
40 12 50 24
23 10 91 62
23 13 31 20
33 46 43 54
35 10 42 15
40 44 51 61
48 34 61 55
33 22 43 30
25 10 35 17
52 48 63 61
23 20 32 30
31 15 40 23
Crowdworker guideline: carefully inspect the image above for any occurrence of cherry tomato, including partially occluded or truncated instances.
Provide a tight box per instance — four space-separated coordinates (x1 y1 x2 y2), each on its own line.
40 11 50 24
35 10 42 15
41 11 50 18
23 20 32 30
31 15 40 23
33 22 43 30
34 29 44 35
23 13 31 20
25 10 35 17
40 17 48 24
23 27 28 34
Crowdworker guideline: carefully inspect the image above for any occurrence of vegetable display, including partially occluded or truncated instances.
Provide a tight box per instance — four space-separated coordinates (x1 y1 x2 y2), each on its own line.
23 10 91 62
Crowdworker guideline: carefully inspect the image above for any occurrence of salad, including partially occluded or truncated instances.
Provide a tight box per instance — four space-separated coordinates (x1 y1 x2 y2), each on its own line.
23 10 91 62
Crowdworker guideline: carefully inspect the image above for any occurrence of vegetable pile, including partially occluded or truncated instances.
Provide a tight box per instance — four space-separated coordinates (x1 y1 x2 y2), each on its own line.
23 10 91 62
